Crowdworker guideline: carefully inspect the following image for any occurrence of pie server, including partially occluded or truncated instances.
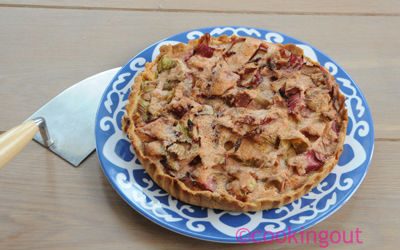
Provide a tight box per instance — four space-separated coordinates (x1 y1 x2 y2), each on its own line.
0 67 121 168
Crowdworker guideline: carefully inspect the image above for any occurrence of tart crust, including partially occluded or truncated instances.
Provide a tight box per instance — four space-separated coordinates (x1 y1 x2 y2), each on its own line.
122 35 348 211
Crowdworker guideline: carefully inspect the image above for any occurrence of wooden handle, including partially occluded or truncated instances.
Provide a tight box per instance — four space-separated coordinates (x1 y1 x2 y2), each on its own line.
0 120 39 169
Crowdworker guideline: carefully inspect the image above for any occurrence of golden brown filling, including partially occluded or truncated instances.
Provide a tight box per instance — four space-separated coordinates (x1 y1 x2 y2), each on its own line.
127 34 344 202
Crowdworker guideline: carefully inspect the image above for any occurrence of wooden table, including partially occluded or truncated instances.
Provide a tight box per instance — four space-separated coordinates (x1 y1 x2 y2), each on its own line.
0 1 399 249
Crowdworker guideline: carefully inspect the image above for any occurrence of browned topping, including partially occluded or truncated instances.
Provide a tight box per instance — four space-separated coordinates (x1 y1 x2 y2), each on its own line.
125 34 346 203
234 92 252 107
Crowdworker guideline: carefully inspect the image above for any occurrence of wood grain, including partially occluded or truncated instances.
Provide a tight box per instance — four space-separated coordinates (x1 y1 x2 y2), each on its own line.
0 7 399 138
0 0 399 15
0 2 398 250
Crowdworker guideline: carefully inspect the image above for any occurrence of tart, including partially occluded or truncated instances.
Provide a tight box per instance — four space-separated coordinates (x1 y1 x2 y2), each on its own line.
122 34 348 211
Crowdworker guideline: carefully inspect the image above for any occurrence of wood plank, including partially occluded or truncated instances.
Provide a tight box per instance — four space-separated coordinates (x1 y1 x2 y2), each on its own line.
0 0 399 15
0 137 394 249
0 7 398 138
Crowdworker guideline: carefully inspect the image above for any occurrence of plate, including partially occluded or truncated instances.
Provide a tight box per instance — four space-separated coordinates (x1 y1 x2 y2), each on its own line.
95 26 374 243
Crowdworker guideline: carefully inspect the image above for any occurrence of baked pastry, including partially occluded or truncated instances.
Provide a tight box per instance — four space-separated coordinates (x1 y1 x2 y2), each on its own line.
122 34 348 211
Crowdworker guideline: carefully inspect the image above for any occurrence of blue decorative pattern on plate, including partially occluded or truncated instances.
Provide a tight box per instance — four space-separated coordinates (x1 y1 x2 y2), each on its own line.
95 26 374 243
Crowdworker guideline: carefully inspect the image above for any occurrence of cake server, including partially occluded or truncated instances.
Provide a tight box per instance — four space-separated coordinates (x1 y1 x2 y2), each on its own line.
0 67 121 168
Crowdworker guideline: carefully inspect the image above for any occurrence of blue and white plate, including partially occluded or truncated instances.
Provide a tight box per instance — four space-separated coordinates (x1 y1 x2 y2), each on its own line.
95 26 374 243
